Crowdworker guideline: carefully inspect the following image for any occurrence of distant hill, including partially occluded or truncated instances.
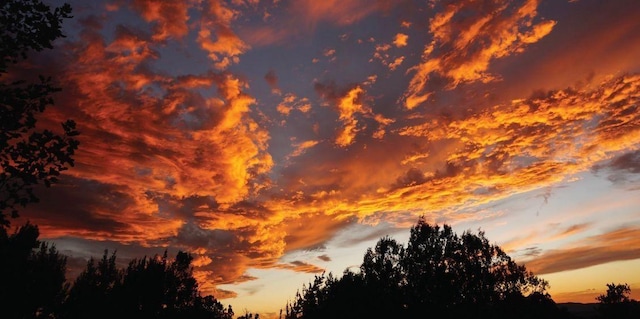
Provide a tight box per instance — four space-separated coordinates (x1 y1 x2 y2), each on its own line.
558 303 598 318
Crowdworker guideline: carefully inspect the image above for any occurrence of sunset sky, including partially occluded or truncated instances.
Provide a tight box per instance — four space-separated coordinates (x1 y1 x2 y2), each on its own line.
13 0 640 317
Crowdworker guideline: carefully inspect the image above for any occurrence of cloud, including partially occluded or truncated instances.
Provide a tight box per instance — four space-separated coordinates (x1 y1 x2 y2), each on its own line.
290 0 385 28
61 28 272 202
131 0 190 41
525 227 640 275
323 48 336 57
20 176 182 242
388 56 404 71
314 82 392 147
592 150 640 184
240 0 401 46
276 93 312 116
274 261 324 273
272 73 640 230
393 33 408 47
370 40 405 72
12 0 640 309
403 0 556 109
502 223 592 254
264 69 281 95
197 0 250 69
334 86 365 147
602 150 640 173
10 8 283 298
289 140 320 158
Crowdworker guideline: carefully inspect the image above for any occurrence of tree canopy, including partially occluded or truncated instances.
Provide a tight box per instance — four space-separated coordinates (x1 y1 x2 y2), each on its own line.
0 0 78 226
0 224 234 319
64 250 234 319
596 283 640 319
0 223 68 318
285 217 570 319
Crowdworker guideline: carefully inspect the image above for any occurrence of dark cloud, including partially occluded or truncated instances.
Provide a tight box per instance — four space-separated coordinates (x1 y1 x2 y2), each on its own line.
593 150 640 174
264 69 280 94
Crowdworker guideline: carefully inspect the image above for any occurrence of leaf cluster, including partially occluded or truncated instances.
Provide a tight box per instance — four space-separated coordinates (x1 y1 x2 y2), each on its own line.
1 0 72 72
0 0 78 226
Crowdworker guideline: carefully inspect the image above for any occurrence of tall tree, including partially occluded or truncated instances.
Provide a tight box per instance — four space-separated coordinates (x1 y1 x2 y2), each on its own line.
0 0 78 226
64 251 121 319
360 236 405 317
0 223 68 318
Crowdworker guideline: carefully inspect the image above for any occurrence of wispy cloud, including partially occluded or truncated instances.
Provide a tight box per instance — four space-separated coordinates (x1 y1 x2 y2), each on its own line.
403 0 556 108
526 227 640 275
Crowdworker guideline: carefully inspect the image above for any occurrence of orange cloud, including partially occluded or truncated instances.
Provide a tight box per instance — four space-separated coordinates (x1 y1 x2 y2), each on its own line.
273 261 324 273
502 223 592 253
335 86 366 147
26 10 273 252
289 140 320 158
525 227 640 275
393 33 408 47
314 83 394 147
276 93 312 117
403 0 556 108
290 0 386 28
132 0 190 41
372 43 405 71
240 0 400 47
197 0 250 69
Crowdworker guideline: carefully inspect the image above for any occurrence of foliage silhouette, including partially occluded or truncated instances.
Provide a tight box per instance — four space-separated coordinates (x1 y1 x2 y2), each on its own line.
0 0 78 226
237 311 260 319
0 223 68 318
596 283 640 319
285 217 572 319
64 250 234 319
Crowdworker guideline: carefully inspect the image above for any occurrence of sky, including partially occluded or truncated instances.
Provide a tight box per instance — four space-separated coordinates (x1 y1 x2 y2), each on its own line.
10 0 640 317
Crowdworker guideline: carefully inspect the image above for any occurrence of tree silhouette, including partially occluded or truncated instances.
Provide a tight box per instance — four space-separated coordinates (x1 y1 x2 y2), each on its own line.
64 250 234 319
402 219 550 317
0 223 68 318
0 0 78 226
284 217 570 319
596 283 640 319
63 250 120 319
597 283 631 304
237 311 260 319
360 236 405 317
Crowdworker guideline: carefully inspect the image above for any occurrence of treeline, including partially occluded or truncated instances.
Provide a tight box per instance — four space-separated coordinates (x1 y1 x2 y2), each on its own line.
3 220 639 319
283 218 640 319
0 223 234 319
